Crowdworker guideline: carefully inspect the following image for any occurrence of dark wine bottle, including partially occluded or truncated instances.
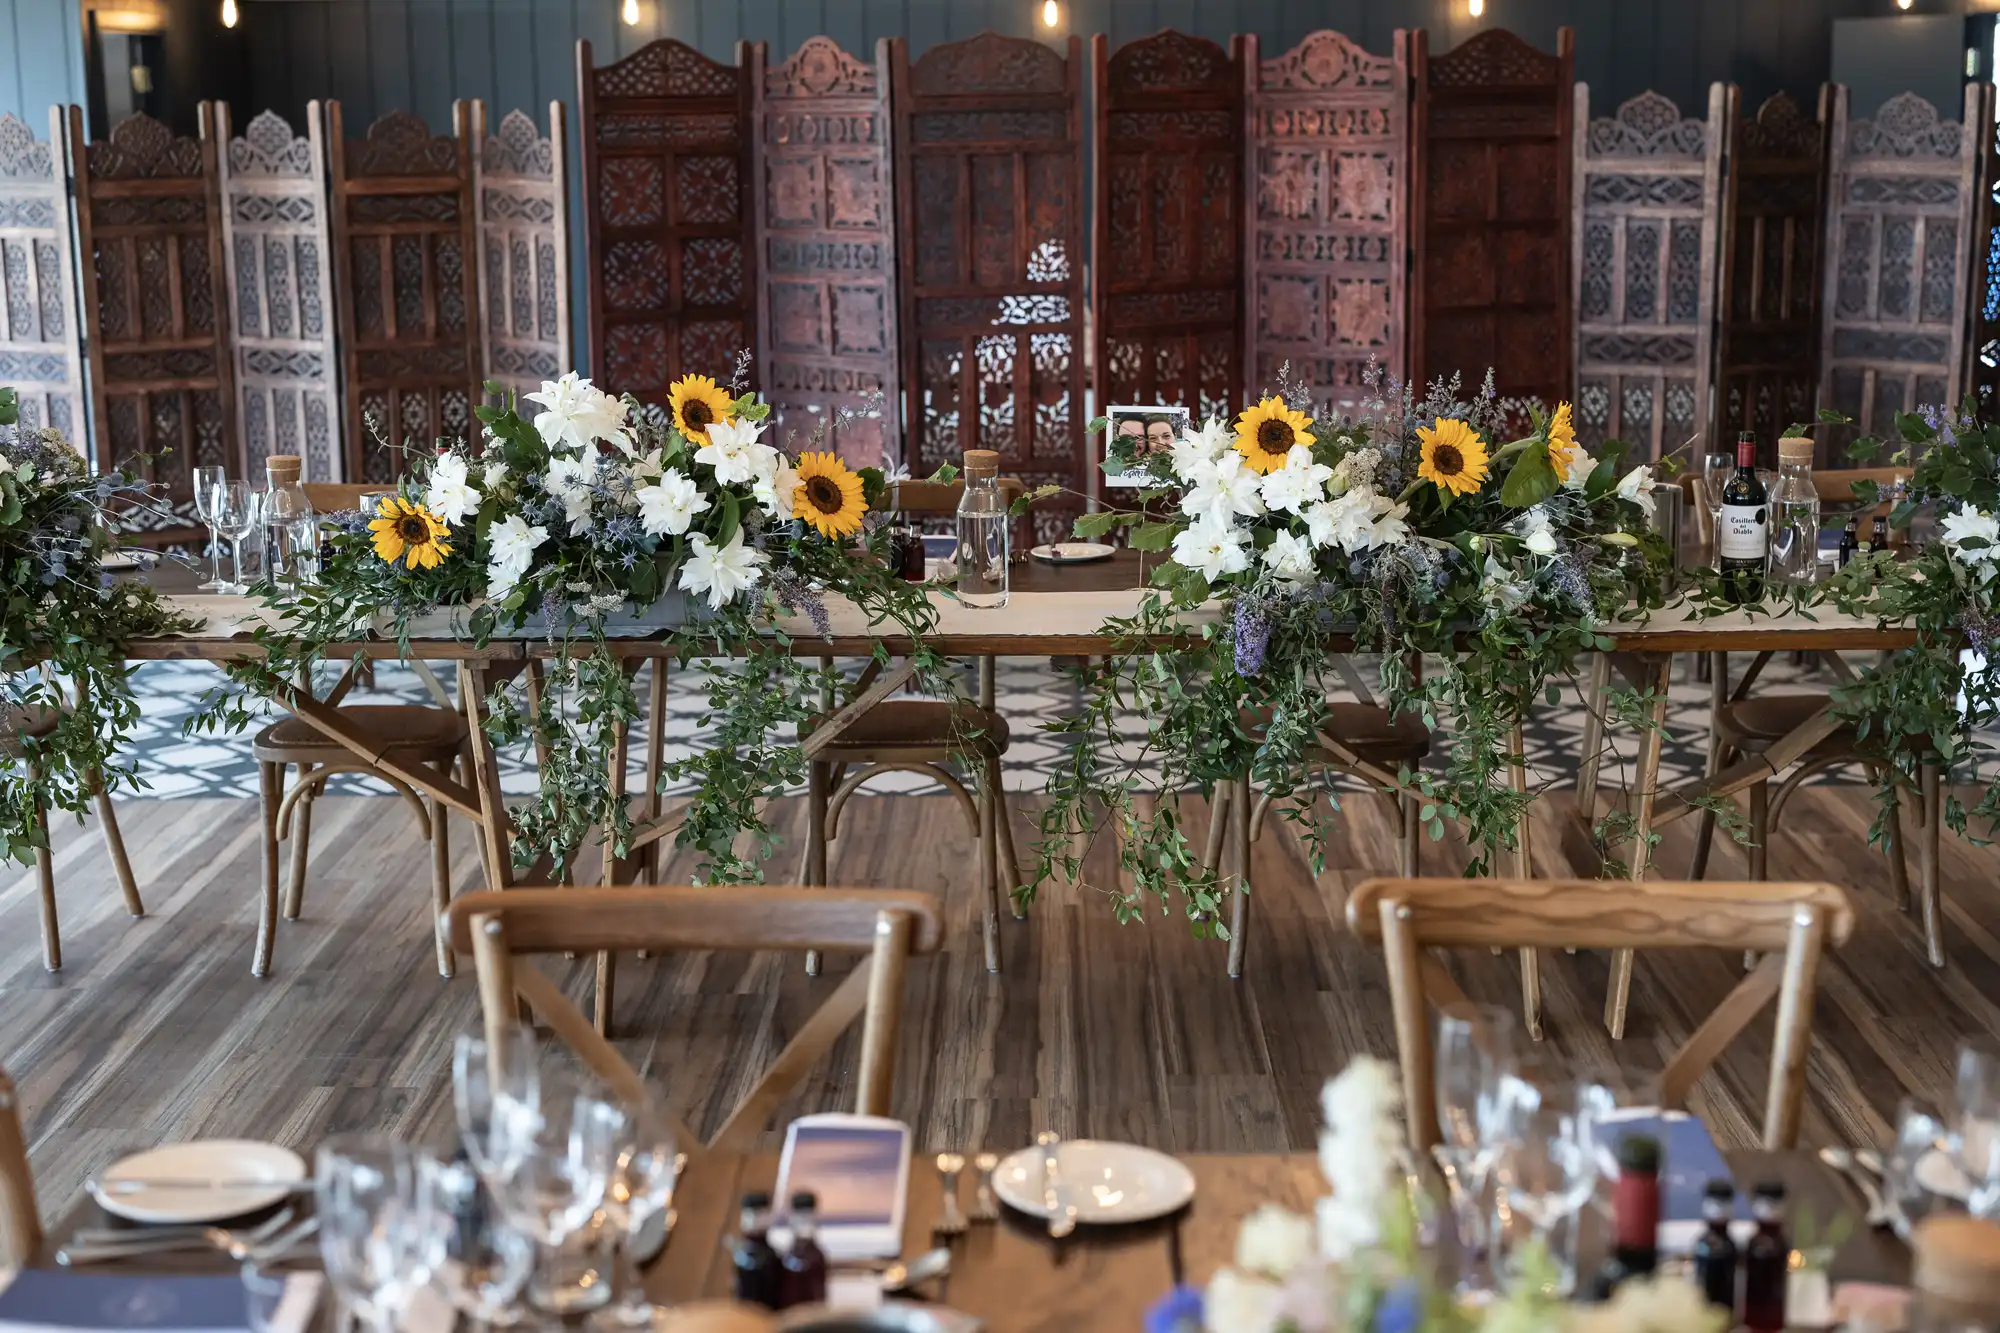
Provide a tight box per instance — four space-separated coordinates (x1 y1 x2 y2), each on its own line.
778 1192 828 1308
732 1192 782 1309
1718 432 1769 604
1837 519 1859 568
1691 1179 1741 1313
1742 1181 1789 1332
1590 1134 1661 1300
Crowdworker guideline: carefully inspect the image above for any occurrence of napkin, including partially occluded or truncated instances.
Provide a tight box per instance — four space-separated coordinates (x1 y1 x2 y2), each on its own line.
0 1271 317 1333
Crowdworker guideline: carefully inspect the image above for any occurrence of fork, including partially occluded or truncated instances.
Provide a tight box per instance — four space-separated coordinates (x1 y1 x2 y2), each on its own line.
56 1207 298 1266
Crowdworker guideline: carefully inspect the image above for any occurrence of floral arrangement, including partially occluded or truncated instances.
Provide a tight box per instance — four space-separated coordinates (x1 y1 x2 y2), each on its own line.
0 387 194 862
1148 1057 1725 1333
1032 368 1671 925
199 369 943 877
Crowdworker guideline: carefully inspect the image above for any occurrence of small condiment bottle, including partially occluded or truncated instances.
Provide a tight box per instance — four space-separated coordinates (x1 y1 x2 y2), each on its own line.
1911 1215 2000 1332
730 1191 782 1309
1590 1134 1661 1299
1838 518 1859 568
1690 1178 1740 1314
1742 1181 1789 1332
777 1191 828 1309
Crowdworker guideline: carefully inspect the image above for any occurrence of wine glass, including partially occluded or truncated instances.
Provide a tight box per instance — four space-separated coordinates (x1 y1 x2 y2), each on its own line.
1885 1097 1952 1238
1954 1042 2000 1217
192 465 228 590
1432 1003 1516 1289
453 1027 540 1176
483 1074 623 1314
214 480 263 594
424 1152 535 1325
1491 1074 1598 1297
1701 449 1732 543
591 1097 681 1329
315 1136 449 1333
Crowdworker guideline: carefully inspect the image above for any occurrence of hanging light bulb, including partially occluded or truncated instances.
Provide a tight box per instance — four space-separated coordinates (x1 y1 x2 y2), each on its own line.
1896 0 1913 9
220 0 238 27
1469 0 1485 15
1042 0 1060 28
622 0 640 25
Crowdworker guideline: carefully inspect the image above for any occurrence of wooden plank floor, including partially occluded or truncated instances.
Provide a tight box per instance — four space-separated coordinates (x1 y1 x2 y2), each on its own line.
4 784 1996 1218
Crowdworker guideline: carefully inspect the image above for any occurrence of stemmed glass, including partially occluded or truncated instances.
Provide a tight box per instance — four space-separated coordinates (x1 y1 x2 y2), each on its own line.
590 1097 681 1328
214 480 263 594
1490 1073 1598 1297
1701 450 1733 559
453 1027 540 1176
315 1135 449 1333
192 465 228 590
482 1071 624 1315
425 1151 536 1325
1885 1096 1952 1238
1432 1003 1516 1290
1953 1042 2000 1218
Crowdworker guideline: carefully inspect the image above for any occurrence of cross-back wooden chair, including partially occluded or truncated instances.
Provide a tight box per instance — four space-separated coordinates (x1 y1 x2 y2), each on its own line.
1346 876 1854 1152
445 886 944 1159
800 477 1028 976
0 1067 40 1269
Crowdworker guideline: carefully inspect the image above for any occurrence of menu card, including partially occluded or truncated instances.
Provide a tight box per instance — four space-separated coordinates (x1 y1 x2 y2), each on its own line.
0 1271 317 1333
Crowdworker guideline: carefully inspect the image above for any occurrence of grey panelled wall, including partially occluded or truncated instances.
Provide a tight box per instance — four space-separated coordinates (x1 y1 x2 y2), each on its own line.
222 0 1897 377
0 0 87 127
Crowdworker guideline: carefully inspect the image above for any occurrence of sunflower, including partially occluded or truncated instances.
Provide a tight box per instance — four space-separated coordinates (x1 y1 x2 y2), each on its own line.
368 495 453 570
1233 396 1315 475
1547 400 1581 484
1415 417 1490 497
668 374 733 446
793 451 868 539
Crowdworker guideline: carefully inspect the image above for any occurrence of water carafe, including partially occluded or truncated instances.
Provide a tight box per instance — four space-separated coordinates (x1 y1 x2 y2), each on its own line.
954 449 1009 609
263 454 318 586
1768 436 1821 587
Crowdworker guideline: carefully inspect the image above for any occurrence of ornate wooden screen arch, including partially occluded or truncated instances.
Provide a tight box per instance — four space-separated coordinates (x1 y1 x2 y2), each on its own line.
892 32 1086 541
327 105 482 483
214 104 342 482
748 36 899 469
1570 86 1723 461
1713 88 1832 453
1412 28 1574 411
1091 29 1243 428
0 110 84 440
67 108 235 543
473 102 572 403
1242 29 1410 412
578 39 756 406
1819 86 1986 451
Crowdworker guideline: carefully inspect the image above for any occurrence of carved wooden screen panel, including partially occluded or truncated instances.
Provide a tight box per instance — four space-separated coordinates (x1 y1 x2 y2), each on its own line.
1819 86 1984 455
1714 88 1831 451
68 108 235 543
1092 30 1242 428
893 33 1087 542
1570 86 1723 462
473 101 571 402
749 37 898 469
0 111 84 440
1412 28 1574 411
1243 29 1408 413
579 39 755 407
214 104 341 482
1967 102 2000 413
328 105 482 483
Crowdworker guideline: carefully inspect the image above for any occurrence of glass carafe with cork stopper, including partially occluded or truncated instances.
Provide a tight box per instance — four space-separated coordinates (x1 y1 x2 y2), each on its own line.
954 448 1009 608
262 454 318 587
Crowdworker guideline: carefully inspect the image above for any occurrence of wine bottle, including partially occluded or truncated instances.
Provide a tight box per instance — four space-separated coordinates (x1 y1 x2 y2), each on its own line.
732 1192 782 1309
1691 1179 1741 1313
1718 431 1769 604
1742 1181 1789 1332
1590 1134 1661 1300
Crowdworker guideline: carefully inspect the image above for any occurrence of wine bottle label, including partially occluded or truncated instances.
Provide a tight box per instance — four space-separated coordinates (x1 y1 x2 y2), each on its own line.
1719 503 1768 560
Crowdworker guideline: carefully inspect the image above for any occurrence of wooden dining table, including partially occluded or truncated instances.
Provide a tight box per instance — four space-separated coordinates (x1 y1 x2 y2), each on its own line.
28 1148 1909 1330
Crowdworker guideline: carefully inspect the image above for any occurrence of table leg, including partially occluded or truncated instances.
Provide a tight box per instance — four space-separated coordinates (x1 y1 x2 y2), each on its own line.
1605 654 1672 1039
1576 653 1611 816
1918 761 1944 968
1689 652 1727 880
1507 723 1542 1041
1226 777 1251 979
458 661 514 891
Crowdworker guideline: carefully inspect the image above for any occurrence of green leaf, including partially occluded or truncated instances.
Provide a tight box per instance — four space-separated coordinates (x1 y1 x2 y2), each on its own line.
0 387 17 427
1895 409 1936 442
1817 407 1852 424
1072 509 1129 539
1499 443 1558 508
714 489 741 549
1129 521 1179 552
927 462 960 485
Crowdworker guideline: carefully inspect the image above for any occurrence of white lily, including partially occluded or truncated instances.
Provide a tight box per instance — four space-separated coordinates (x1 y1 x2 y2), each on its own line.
635 467 712 537
694 416 778 487
1518 505 1558 557
543 455 596 536
1262 529 1316 584
1259 445 1334 516
485 514 546 599
678 529 768 609
1170 515 1251 583
1941 506 2000 563
423 453 481 526
525 372 632 455
1616 465 1657 521
1169 416 1232 480
1180 451 1265 525
753 455 801 521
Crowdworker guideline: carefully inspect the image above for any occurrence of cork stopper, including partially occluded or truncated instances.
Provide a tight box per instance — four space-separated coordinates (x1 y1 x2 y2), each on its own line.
265 454 302 484
1777 436 1814 467
963 449 1000 478
1913 1215 2000 1312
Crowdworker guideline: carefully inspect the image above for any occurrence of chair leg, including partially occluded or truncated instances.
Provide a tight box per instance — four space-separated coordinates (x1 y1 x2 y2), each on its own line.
978 756 1002 974
429 794 454 979
1688 653 1729 880
1918 761 1944 968
1878 771 1913 914
996 782 1027 920
804 759 830 978
1747 779 1769 882
1226 778 1251 979
1397 791 1420 878
30 764 56 970
254 760 283 978
90 774 142 917
284 766 315 920
1201 781 1232 876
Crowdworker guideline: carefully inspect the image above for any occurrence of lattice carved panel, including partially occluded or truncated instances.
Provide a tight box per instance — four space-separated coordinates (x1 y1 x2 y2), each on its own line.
1242 28 1405 414
1715 88 1832 455
1820 86 1982 457
1571 86 1721 461
1093 30 1243 430
751 37 897 469
581 39 754 406
0 110 84 445
216 104 341 482
474 102 571 403
1413 28 1574 409
894 33 1085 542
68 108 234 541
329 105 482 483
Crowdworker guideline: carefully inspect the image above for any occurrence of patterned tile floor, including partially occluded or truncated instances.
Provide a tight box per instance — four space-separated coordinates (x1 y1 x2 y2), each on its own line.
134 651 1846 800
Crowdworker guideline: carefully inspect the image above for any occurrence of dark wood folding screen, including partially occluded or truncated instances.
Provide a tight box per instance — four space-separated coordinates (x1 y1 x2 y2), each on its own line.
1969 112 2000 415
892 33 1086 540
326 105 481 483
1091 30 1243 430
1411 28 1574 408
67 108 234 541
748 37 899 468
578 39 756 409
1712 89 1831 452
1242 30 1411 411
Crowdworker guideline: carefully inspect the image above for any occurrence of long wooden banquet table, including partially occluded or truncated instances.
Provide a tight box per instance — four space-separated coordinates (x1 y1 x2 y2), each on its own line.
123 554 1923 1037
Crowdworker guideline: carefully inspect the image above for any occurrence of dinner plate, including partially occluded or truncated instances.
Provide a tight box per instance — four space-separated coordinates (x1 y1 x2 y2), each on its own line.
1029 542 1116 565
90 1139 308 1224
991 1140 1196 1225
99 552 142 571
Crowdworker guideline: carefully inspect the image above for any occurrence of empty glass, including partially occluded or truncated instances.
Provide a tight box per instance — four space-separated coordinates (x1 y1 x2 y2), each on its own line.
1886 1098 1955 1239
1491 1074 1598 1297
425 1152 535 1325
1955 1043 2000 1218
592 1098 681 1329
192 465 228 590
453 1027 540 1177
315 1136 448 1333
1433 1003 1516 1288
483 1073 623 1314
214 480 263 594
1701 451 1733 552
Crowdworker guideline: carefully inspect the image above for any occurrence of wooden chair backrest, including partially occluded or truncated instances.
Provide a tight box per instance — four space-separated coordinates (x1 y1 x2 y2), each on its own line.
1346 877 1854 1151
304 483 387 514
445 886 944 1159
0 1068 40 1268
885 478 1026 516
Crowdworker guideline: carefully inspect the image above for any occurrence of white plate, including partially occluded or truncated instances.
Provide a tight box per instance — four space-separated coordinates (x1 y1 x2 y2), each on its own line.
1030 542 1116 565
99 552 142 571
1914 1147 1972 1201
991 1140 1196 1225
90 1139 307 1224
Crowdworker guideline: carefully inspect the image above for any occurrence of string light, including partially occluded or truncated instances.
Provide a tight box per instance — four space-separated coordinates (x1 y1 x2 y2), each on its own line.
622 0 640 25
1042 0 1059 28
220 0 237 27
